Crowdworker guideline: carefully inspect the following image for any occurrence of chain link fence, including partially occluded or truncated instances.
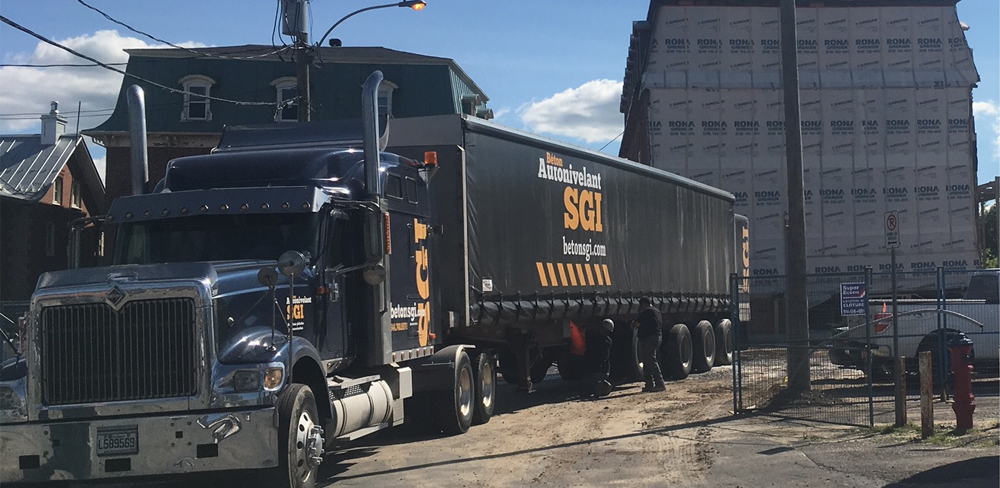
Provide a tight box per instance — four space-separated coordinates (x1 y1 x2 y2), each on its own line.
732 268 999 428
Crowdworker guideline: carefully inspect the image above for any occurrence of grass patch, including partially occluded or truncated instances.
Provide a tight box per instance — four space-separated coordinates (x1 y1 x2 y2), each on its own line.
865 422 999 447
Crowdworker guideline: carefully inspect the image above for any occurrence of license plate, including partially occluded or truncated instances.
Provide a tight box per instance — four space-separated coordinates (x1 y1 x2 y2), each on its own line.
96 425 139 457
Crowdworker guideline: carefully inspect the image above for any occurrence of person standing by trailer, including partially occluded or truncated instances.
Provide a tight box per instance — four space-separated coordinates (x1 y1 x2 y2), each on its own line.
581 319 615 398
633 298 665 392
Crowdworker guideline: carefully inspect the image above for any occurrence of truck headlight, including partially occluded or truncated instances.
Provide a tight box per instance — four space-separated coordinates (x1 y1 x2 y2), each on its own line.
233 370 261 392
263 366 284 391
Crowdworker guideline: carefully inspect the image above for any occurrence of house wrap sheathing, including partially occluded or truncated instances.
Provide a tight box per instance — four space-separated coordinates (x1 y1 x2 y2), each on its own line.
620 1 981 291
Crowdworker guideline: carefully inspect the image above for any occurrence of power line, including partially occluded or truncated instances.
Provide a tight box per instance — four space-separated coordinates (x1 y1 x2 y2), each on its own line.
75 0 292 60
599 131 624 152
0 62 127 68
0 14 277 108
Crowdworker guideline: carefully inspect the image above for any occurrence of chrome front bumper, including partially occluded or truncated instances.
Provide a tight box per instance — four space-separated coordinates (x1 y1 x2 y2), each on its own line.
1 407 277 483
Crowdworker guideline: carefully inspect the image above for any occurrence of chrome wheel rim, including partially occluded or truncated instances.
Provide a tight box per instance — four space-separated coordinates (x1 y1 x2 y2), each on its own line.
293 409 323 481
481 359 495 410
459 366 474 418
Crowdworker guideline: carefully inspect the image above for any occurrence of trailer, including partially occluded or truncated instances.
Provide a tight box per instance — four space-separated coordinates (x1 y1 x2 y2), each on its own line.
0 72 743 486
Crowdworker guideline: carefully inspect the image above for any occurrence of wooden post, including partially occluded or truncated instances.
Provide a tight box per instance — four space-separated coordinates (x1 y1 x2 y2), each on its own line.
894 356 907 427
919 351 934 439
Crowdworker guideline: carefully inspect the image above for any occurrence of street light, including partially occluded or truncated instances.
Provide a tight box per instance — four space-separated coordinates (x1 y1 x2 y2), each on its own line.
288 0 426 122
317 1 427 48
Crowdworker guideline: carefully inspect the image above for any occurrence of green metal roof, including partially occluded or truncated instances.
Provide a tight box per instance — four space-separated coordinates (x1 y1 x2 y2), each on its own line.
87 45 488 135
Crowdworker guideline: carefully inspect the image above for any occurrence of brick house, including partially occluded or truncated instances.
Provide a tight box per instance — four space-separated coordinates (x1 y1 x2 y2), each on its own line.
0 102 107 305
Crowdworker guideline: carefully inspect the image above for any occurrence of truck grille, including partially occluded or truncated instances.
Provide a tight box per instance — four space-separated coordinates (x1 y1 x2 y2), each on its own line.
40 298 198 405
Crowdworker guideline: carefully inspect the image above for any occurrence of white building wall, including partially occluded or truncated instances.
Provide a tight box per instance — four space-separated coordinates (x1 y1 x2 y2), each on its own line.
643 5 980 284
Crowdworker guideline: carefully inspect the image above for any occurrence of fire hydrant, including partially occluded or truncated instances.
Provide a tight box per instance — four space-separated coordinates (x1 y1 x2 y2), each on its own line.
948 335 975 431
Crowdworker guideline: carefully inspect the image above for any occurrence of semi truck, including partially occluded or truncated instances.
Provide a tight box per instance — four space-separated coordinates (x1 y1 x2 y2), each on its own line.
0 72 744 486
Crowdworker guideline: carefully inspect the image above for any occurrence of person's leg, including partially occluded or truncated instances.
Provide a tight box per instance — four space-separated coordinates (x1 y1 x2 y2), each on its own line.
640 338 656 389
648 334 665 389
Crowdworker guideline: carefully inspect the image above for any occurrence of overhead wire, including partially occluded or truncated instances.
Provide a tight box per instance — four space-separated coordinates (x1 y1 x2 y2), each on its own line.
0 14 277 108
599 131 625 152
74 0 292 60
0 62 127 68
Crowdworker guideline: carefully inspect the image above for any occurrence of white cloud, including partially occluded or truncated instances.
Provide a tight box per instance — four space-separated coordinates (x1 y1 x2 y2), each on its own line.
0 30 155 134
519 79 624 144
973 100 1000 166
0 30 205 135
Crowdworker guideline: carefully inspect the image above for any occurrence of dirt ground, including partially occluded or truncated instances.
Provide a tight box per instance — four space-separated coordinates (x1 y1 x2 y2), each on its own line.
319 365 999 487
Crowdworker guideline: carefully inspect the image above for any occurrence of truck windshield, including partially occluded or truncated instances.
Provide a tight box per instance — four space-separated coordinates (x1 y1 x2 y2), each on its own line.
115 213 321 265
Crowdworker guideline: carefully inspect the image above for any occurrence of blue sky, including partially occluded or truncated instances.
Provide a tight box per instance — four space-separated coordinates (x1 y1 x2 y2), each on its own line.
1 1 997 183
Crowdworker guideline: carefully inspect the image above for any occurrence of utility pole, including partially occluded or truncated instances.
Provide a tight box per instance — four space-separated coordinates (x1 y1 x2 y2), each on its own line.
296 30 311 122
780 0 810 393
282 0 311 121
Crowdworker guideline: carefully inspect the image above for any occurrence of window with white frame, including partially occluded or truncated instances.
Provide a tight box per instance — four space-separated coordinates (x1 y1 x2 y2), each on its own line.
378 81 398 118
71 179 82 208
179 74 215 121
52 175 64 206
271 77 299 122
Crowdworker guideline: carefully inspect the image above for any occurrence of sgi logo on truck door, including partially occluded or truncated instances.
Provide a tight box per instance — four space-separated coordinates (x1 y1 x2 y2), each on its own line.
389 215 432 350
414 219 431 346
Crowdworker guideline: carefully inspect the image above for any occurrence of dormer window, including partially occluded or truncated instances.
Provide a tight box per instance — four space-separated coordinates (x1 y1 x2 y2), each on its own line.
378 81 398 118
271 77 298 122
179 74 215 121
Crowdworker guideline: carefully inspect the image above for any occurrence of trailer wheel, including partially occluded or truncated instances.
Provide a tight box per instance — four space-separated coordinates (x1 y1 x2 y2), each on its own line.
625 327 644 382
557 354 586 381
530 357 551 384
498 349 519 385
472 352 497 425
692 320 716 373
436 351 474 435
714 319 734 365
268 384 324 488
663 324 692 380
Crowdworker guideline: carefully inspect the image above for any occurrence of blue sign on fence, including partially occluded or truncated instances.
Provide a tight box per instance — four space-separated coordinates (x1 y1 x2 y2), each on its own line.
841 282 866 316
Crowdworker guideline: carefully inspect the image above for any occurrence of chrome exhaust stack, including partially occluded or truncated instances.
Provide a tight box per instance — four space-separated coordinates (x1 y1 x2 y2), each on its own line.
127 85 149 195
361 71 383 199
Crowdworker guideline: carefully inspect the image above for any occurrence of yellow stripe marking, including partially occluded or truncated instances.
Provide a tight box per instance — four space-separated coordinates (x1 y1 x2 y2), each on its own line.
584 263 595 286
594 263 604 286
575 264 587 286
546 263 559 287
602 264 612 286
566 263 578 286
557 263 569 287
536 262 549 287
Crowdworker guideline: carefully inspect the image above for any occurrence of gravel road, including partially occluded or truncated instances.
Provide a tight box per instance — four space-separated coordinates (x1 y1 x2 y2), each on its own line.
318 365 998 487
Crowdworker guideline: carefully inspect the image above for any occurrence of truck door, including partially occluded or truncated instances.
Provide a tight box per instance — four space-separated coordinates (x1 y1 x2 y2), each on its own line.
385 171 433 356
319 211 354 362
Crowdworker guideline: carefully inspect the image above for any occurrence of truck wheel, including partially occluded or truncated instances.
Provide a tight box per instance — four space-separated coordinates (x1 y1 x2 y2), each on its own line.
691 320 716 373
610 324 642 383
472 352 497 425
663 324 692 380
269 384 324 488
625 327 644 382
498 349 519 385
714 319 734 366
436 351 474 435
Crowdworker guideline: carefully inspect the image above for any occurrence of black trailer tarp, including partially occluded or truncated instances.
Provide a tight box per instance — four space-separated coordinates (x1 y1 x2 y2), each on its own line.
388 115 736 331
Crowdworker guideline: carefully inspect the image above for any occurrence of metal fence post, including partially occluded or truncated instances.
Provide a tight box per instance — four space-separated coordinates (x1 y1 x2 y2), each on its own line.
731 273 741 414
937 266 948 398
865 267 874 427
